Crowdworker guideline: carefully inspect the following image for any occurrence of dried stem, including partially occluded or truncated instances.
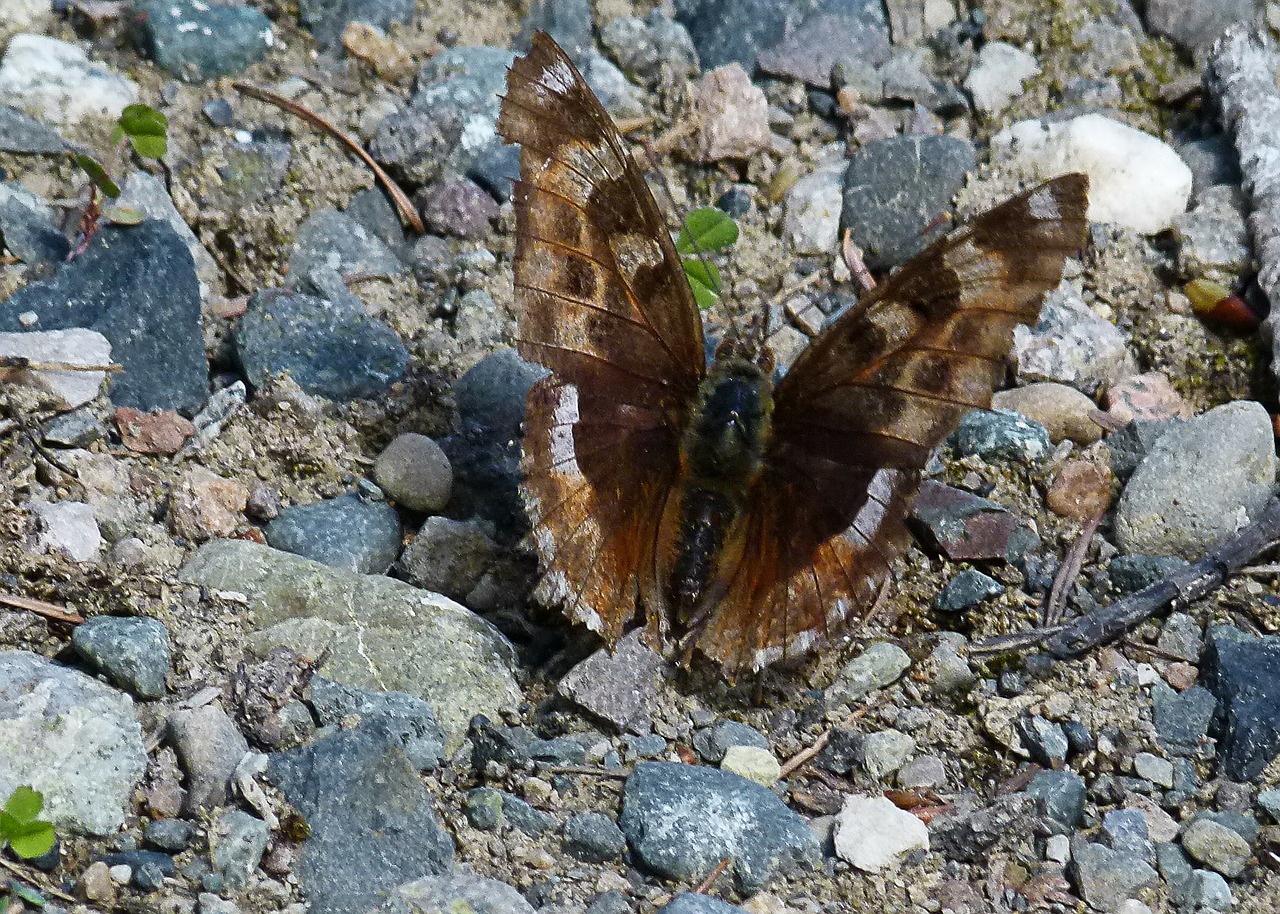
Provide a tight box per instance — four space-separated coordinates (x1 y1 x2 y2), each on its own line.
0 591 85 624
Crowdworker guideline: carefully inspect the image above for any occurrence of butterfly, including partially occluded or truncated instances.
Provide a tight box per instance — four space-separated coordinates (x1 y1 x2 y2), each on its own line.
497 32 1089 676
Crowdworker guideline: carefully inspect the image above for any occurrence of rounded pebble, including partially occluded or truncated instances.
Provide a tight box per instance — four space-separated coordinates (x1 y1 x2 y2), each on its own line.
374 433 453 514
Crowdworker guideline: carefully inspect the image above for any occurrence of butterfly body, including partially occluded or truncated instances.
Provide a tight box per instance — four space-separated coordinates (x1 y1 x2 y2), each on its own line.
498 32 1090 675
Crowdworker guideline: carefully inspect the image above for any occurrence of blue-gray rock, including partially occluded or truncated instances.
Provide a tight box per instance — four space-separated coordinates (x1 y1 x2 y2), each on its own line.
144 818 194 852
841 135 977 271
625 733 669 759
1259 787 1280 823
659 895 748 914
520 0 594 61
1101 809 1155 864
1158 841 1195 896
399 515 496 601
211 810 269 891
558 628 667 733
1115 401 1276 560
756 4 891 88
288 209 403 286
308 675 445 772
102 849 175 890
371 434 452 516
42 407 108 448
1108 554 1189 595
216 136 293 202
502 793 556 836
267 721 455 914
0 104 65 154
297 0 414 49
1199 809 1258 844
469 718 587 770
1184 869 1233 912
1144 0 1258 55
1158 612 1203 662
1026 769 1086 829
167 704 249 814
134 0 273 81
466 142 521 203
202 97 234 126
1106 419 1184 480
951 409 1051 463
619 762 819 892
1202 626 1280 780
674 0 794 70
370 47 514 186
442 348 548 539
71 615 171 699
1069 838 1158 911
235 288 408 401
563 812 627 863
343 189 408 258
466 787 504 830
600 11 700 83
372 873 535 914
0 188 69 265
936 569 1003 612
828 641 911 703
1176 133 1242 199
1151 682 1216 756
265 492 402 575
587 890 633 914
1016 715 1069 768
693 720 770 764
0 221 206 413
919 792 1033 863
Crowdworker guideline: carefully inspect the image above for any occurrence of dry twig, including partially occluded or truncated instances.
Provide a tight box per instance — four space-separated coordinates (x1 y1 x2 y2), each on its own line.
693 857 732 894
779 701 876 779
1042 511 1104 627
0 591 85 625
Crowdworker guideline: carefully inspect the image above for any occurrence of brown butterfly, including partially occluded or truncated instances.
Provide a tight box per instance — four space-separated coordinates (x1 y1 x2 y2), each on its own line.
497 32 1089 676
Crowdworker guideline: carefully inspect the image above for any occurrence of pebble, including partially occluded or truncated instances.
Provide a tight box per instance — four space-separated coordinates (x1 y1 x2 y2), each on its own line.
856 729 916 780
0 221 207 413
1172 183 1252 283
756 6 891 88
1115 401 1276 559
964 41 1040 115
909 480 1040 564
1143 0 1258 55
116 407 196 455
235 288 409 401
1152 682 1216 756
992 113 1192 233
1047 460 1113 522
71 615 171 699
688 64 771 163
133 0 273 81
930 792 1033 863
720 745 781 786
558 628 667 734
783 161 844 256
599 12 697 84
0 34 137 125
1017 715 1069 768
288 209 404 286
210 810 269 891
1133 752 1175 788
309 676 445 772
79 860 116 904
168 466 249 540
0 102 65 153
268 721 455 914
180 540 520 743
1109 554 1189 595
217 136 293 201
992 382 1102 445
1102 809 1155 864
936 569 1004 612
30 500 102 563
265 492 401 575
399 515 498 601
466 787 504 830
0 651 146 835
1070 839 1159 911
0 328 112 410
675 0 793 70
1011 284 1136 396
166 704 249 813
693 720 770 764
297 0 414 49
1104 372 1194 425
1026 769 1086 829
469 718 586 770
828 641 911 703
579 48 646 118
832 795 929 873
418 175 499 239
144 819 194 853
562 812 627 863
619 762 818 892
841 135 977 271
1202 626 1280 780
1177 132 1242 197
1180 816 1251 877
658 896 748 914
0 182 69 265
950 408 1051 463
502 792 556 836
897 754 946 789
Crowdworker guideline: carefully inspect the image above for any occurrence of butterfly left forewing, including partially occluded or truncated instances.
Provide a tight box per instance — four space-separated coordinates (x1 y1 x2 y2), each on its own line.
696 175 1090 673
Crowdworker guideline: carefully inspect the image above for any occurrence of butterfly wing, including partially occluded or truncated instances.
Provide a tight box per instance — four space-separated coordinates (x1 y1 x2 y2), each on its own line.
695 174 1091 673
498 32 705 641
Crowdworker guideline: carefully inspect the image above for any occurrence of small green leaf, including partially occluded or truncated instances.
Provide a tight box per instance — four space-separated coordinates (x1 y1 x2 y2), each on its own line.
4 786 42 823
117 104 169 160
103 205 146 226
683 257 722 310
6 820 55 860
676 207 738 255
10 880 48 907
72 154 121 198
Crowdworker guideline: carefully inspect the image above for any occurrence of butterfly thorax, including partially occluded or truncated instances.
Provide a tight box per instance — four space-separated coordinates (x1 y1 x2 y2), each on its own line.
669 357 774 625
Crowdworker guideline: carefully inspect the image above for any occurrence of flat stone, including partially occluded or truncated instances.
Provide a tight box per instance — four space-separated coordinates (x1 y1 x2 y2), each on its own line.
1070 839 1158 911
0 182 69 264
563 812 627 864
828 642 911 703
1144 0 1257 55
0 34 136 125
288 209 404 286
1202 626 1280 780
1026 769 1086 829
950 408 1051 463
757 7 891 87
265 492 402 575
134 0 273 81
71 615 170 699
166 704 248 814
1180 817 1250 877
783 161 845 256
720 746 781 786
558 628 668 733
693 720 770 764
210 810 269 891
399 515 497 601
832 795 929 872
909 480 1040 563
992 382 1102 445
373 873 534 914
0 103 65 153
0 329 109 410
1011 284 1136 396
687 63 770 162
30 500 101 563
308 676 445 772
1151 682 1216 756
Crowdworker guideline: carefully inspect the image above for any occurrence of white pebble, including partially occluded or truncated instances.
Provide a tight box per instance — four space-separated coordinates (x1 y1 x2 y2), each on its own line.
832 795 929 872
965 41 1041 115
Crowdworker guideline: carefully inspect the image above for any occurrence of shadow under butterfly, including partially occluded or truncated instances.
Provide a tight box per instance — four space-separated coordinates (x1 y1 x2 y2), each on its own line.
497 31 1089 677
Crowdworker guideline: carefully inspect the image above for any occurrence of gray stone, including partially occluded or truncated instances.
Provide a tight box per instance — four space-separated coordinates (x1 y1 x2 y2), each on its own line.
145 818 195 852
1172 183 1251 283
600 11 699 83
0 184 68 265
374 433 452 514
134 0 273 81
211 810 269 891
268 721 455 914
308 676 445 772
1258 787 1280 823
841 135 977 271
1107 420 1184 481
469 718 587 770
0 34 136 127
298 0 414 49
418 176 499 239
1102 809 1154 864
563 812 626 862
167 704 249 814
0 651 146 835
828 642 911 703
1184 870 1233 912
784 161 845 256
0 103 65 153
1017 715 1069 768
465 787 504 830
964 41 1040 115
71 615 170 699
1144 0 1258 55
180 540 520 745
757 7 891 88
1176 132 1242 198
930 792 1034 863
373 873 535 914
619 762 819 892
936 569 1004 612
1116 401 1276 560
289 209 403 286
1202 626 1280 779
502 793 555 836
1109 554 1189 596
1157 612 1203 661
399 515 497 601
1180 816 1250 877
1011 284 1136 395
1026 769 1086 829
1070 838 1158 911
558 629 667 733
950 409 1051 463
265 493 402 575
519 0 594 62
115 172 220 289
30 500 101 562
1133 752 1174 789
658 895 747 914
692 720 770 764
897 754 946 789
855 729 915 780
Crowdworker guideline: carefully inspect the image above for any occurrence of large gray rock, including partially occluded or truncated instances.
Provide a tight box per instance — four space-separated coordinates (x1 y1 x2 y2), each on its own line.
0 651 146 835
179 540 520 744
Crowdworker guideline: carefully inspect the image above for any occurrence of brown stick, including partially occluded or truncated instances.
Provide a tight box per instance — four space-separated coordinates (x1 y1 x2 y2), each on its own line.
778 701 875 779
1042 510 1104 627
231 82 424 234
693 857 732 894
0 592 85 625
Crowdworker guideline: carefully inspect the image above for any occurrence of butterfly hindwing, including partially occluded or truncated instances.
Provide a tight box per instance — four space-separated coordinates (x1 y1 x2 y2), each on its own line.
498 32 705 640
